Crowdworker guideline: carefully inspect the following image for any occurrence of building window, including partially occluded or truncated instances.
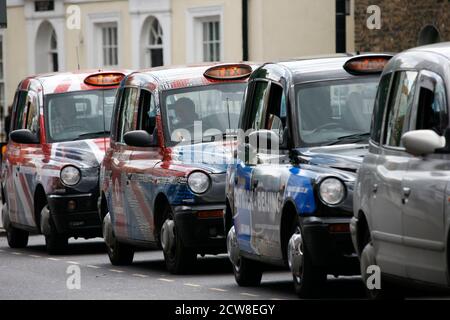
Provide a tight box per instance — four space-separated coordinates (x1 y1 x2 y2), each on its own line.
34 1 55 12
201 19 220 62
142 17 163 68
100 24 118 67
186 6 223 63
49 30 58 72
35 21 58 73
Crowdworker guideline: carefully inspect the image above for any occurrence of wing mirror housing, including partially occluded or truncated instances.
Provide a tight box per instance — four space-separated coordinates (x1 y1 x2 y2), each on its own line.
10 129 39 144
402 129 446 156
123 130 156 148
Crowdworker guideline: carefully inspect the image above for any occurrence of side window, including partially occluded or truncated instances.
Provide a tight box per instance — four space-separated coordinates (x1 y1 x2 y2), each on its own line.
13 90 28 130
25 91 39 135
137 89 157 136
264 83 286 138
384 71 418 147
415 72 448 136
117 87 139 143
370 73 391 144
246 81 269 130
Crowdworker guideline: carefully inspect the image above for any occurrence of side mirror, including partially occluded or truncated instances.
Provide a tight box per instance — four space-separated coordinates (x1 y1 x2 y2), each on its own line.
401 130 446 156
248 129 281 152
10 129 39 144
123 130 155 148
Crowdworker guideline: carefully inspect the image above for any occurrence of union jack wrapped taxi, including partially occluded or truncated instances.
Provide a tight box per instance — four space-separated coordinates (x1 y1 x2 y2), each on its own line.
100 63 257 274
1 70 130 254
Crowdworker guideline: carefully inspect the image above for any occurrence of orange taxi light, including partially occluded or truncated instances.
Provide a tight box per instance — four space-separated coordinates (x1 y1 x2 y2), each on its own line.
204 64 253 80
84 73 125 86
344 55 392 75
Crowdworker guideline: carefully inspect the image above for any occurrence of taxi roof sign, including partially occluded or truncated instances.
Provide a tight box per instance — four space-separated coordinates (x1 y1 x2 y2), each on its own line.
204 64 253 80
84 72 125 86
343 54 393 75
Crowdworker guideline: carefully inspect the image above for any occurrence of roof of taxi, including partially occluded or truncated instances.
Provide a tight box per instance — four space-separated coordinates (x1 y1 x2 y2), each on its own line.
258 54 390 84
124 63 258 90
20 69 131 95
406 42 450 58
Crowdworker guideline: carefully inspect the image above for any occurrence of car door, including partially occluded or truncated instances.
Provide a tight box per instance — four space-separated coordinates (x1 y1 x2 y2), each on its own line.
5 90 28 225
9 88 41 228
127 89 163 242
250 82 288 259
110 86 139 240
373 70 418 277
401 70 449 284
234 80 270 255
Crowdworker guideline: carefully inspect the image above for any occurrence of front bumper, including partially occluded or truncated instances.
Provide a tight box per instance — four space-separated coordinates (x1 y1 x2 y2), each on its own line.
300 216 359 275
47 193 102 238
173 204 226 254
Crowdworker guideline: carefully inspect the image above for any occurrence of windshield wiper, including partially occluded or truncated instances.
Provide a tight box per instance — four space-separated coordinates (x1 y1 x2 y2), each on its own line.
74 131 110 140
325 132 370 146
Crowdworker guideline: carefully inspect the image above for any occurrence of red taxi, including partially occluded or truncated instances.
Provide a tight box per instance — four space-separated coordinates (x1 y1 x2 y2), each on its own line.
1 70 129 254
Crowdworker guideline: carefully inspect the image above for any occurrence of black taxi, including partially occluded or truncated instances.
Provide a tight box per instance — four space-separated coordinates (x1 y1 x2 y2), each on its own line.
226 54 392 297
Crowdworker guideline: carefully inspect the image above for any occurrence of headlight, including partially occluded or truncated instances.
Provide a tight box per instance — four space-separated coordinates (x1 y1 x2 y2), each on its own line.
187 171 210 194
319 177 346 205
60 166 81 186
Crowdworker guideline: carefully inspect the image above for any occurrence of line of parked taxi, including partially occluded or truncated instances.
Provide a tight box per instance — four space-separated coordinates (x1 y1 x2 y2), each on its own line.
1 42 450 299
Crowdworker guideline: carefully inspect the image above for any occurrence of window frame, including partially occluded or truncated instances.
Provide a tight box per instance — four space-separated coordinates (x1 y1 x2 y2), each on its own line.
370 72 393 145
116 86 140 145
381 70 419 151
136 88 159 147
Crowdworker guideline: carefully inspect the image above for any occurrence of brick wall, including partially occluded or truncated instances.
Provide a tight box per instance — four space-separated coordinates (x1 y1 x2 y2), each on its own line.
355 0 450 53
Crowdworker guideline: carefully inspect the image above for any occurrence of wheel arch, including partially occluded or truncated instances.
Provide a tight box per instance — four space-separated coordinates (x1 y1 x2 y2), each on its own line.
33 184 47 233
280 199 299 263
356 210 370 255
153 192 171 242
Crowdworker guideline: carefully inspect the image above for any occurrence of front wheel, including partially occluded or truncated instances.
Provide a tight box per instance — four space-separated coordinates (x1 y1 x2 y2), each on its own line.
40 205 68 255
360 231 403 299
288 226 327 298
160 206 197 274
228 226 263 286
103 213 134 265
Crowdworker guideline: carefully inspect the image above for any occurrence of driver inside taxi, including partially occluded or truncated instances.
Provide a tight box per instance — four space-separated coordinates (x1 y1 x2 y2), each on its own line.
51 101 78 137
170 97 199 142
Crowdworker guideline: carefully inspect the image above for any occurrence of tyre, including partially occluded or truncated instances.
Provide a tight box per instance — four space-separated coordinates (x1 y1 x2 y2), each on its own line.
288 225 327 298
103 213 134 265
360 229 403 300
6 226 29 249
40 205 68 255
45 233 68 255
161 205 197 274
232 254 263 287
3 203 29 248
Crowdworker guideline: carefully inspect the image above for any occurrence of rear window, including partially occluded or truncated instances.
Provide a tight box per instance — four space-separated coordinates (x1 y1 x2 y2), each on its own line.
44 89 116 142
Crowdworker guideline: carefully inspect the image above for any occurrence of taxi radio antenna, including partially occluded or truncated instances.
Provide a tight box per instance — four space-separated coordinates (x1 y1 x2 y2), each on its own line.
76 46 80 70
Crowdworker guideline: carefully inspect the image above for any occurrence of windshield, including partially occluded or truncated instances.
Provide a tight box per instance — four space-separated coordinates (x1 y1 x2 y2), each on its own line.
296 78 379 146
45 89 116 142
162 83 246 146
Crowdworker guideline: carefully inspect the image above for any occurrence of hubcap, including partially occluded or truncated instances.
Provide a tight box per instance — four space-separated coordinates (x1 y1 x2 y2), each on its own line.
227 226 241 272
288 227 304 282
102 213 115 253
161 218 175 254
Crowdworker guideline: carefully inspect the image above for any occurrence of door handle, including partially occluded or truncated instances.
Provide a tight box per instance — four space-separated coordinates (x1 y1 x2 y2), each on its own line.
402 187 411 197
401 187 411 205
372 184 378 193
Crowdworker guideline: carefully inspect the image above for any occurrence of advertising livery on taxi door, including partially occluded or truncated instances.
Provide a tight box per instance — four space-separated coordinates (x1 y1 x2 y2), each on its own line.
1 70 129 254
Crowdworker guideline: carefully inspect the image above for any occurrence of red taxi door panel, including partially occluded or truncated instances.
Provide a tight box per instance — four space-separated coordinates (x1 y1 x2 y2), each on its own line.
8 89 42 228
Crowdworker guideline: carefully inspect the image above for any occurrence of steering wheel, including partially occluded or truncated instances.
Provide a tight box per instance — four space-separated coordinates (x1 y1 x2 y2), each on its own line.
310 122 341 134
